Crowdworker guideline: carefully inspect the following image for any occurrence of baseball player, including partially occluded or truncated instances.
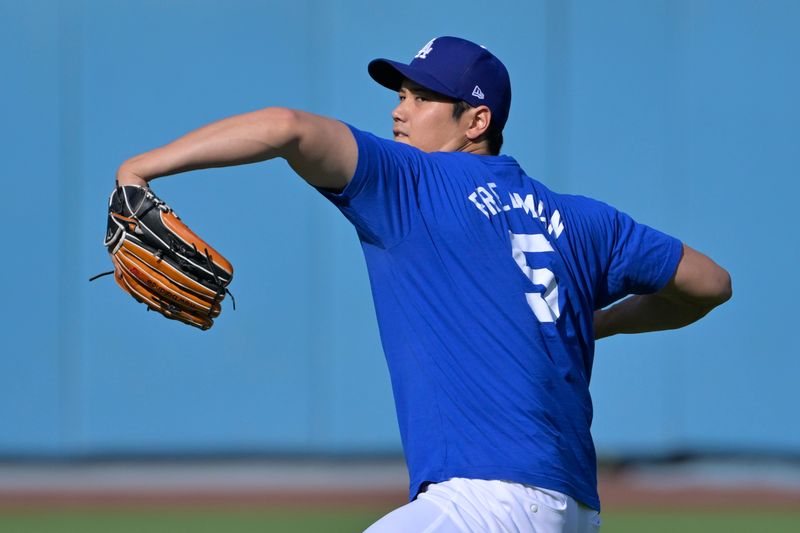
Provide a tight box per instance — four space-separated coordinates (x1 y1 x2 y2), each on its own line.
115 36 731 532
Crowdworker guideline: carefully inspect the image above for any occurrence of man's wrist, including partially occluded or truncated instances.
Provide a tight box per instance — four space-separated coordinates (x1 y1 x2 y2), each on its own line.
593 309 610 340
116 162 149 188
593 306 623 340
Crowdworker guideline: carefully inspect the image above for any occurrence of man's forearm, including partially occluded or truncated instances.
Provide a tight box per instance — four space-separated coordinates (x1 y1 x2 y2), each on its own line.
116 107 300 187
595 244 732 340
594 293 716 340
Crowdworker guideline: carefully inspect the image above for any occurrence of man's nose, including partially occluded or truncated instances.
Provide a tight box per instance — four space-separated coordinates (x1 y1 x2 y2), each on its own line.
392 102 405 122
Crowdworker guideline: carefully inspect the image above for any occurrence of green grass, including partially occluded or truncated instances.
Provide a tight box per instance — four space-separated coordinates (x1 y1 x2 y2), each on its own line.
0 508 384 533
601 510 800 533
0 508 799 532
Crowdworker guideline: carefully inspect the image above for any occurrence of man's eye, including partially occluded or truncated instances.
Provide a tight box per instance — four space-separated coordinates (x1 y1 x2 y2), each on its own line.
398 95 406 101
416 96 428 102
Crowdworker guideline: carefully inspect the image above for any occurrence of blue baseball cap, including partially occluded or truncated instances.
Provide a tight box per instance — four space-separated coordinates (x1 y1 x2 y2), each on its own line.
368 36 512 131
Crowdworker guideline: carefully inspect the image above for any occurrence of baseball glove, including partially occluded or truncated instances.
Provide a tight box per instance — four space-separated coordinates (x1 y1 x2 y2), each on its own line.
95 184 234 330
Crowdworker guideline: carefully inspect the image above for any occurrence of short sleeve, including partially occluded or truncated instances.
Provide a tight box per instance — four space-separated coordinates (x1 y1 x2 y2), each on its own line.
594 206 683 308
316 124 425 248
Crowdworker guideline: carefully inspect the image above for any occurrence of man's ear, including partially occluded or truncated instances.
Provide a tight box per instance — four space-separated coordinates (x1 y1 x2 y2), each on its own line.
465 106 492 141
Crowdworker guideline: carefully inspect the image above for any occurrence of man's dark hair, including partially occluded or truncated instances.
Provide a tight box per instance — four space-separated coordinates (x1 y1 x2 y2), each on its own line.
452 100 504 155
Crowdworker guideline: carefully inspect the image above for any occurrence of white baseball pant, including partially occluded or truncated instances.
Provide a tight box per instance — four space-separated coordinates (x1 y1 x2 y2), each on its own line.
364 478 601 533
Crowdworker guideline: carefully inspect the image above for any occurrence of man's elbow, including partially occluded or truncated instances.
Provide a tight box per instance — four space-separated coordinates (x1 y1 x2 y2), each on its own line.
254 107 302 150
702 266 733 310
675 245 732 311
717 269 733 305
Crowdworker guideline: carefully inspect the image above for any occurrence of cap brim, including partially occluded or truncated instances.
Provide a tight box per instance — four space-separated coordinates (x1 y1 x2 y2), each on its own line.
368 59 458 100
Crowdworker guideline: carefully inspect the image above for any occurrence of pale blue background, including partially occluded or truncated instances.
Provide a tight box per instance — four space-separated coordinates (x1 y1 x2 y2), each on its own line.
1 0 797 459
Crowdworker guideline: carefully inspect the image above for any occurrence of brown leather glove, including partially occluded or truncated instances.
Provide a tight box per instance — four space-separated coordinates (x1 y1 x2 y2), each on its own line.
101 184 234 330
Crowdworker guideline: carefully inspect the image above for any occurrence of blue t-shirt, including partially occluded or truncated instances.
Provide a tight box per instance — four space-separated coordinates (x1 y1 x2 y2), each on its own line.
318 125 682 511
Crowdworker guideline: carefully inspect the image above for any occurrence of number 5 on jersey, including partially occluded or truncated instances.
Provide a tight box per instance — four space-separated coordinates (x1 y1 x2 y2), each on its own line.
509 231 560 323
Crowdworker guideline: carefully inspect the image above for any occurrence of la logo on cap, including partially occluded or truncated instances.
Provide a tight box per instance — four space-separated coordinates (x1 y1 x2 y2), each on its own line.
415 38 435 59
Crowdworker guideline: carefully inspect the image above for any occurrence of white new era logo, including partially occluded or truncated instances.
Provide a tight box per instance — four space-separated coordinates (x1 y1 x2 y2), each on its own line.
472 85 485 99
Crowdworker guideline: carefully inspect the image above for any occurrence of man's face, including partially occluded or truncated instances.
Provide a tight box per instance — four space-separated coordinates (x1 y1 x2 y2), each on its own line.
392 79 470 153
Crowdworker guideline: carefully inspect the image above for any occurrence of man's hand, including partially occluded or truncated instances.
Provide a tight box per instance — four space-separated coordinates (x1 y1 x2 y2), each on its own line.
594 244 732 339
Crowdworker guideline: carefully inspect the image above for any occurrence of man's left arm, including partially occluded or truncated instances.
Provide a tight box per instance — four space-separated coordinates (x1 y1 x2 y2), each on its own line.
594 244 732 340
116 107 357 190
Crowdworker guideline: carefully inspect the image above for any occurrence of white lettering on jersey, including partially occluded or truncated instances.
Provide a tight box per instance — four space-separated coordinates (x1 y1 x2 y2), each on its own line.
468 191 490 218
476 186 500 215
487 183 511 211
510 192 544 220
547 210 565 239
468 183 565 238
509 231 560 322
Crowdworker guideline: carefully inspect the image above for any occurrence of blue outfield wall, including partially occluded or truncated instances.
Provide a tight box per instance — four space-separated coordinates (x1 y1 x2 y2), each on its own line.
1 0 798 458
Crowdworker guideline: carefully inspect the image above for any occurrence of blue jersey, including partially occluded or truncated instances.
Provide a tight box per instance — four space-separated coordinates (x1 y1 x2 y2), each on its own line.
318 126 682 511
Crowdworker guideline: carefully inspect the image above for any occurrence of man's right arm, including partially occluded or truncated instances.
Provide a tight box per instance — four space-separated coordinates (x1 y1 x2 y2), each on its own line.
116 107 358 191
593 243 732 339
